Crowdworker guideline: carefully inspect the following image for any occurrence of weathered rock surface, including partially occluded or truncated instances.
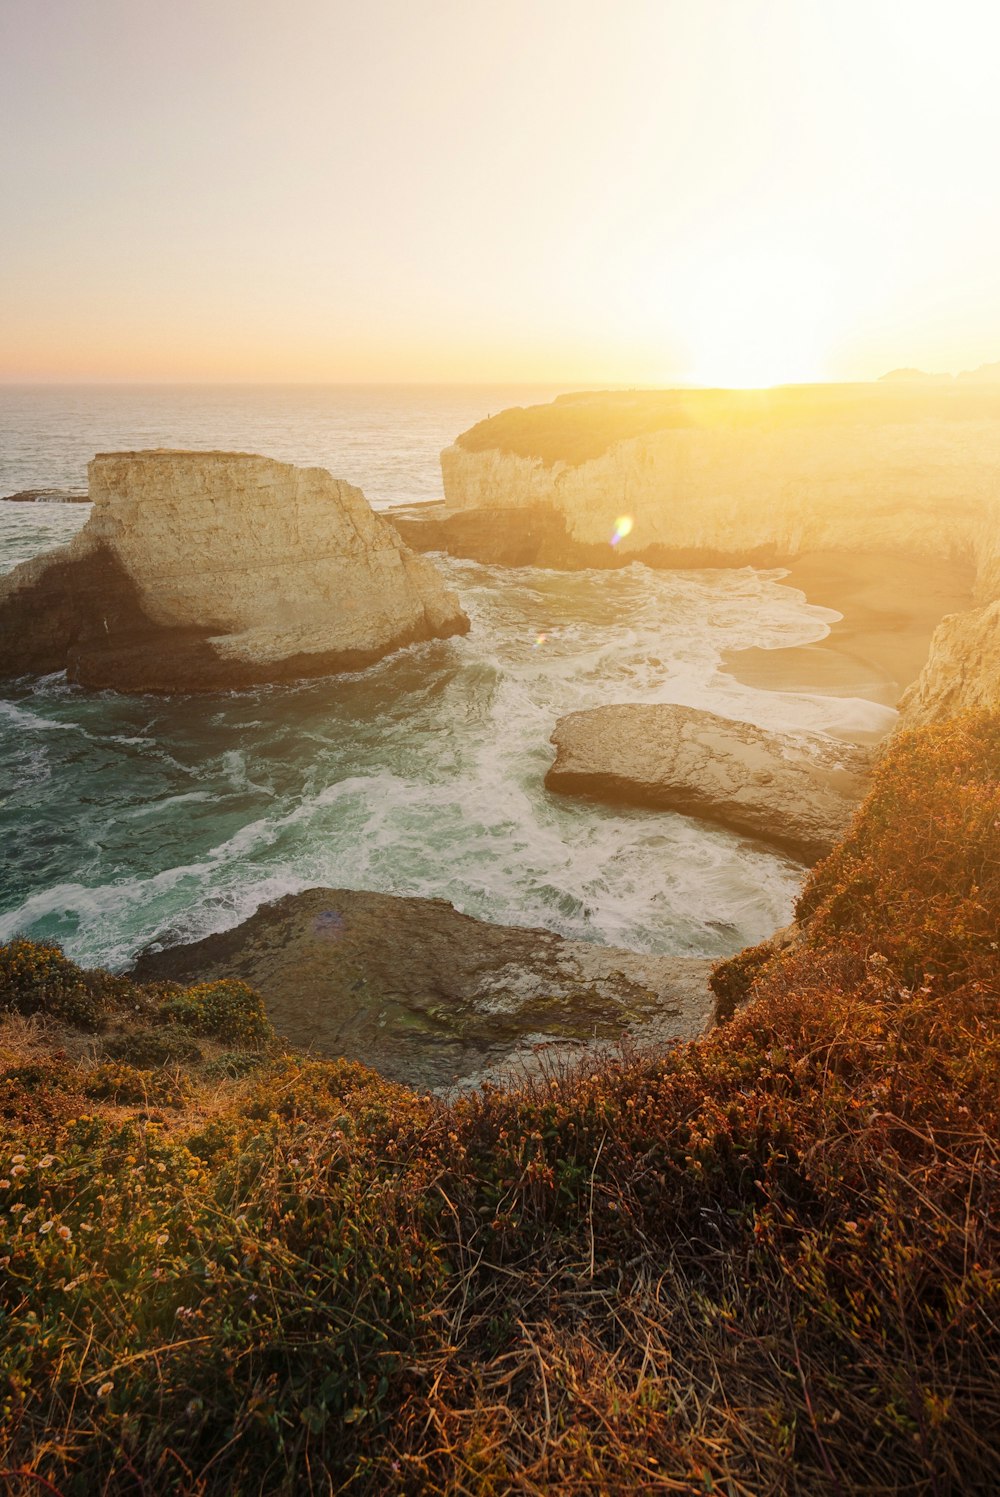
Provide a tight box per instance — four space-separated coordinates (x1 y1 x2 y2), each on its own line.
897 600 1000 729
132 887 715 1090
0 451 469 692
545 704 870 863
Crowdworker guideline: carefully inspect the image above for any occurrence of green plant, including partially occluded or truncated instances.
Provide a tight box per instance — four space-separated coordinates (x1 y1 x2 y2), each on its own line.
160 978 273 1047
0 939 103 1028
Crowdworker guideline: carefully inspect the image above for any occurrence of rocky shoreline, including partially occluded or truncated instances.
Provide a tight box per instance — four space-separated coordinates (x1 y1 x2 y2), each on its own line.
132 887 715 1090
5 396 999 1087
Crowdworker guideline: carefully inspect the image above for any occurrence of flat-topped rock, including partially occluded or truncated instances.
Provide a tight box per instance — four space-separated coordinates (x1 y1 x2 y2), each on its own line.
131 887 714 1090
2 487 89 503
545 703 870 863
0 451 469 692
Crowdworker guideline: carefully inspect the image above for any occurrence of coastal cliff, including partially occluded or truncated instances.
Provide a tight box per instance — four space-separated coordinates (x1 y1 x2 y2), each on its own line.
431 386 1000 596
392 385 1000 732
897 599 1000 727
0 451 468 691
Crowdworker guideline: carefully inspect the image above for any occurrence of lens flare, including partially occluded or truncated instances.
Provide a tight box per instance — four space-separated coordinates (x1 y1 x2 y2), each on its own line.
533 633 548 648
610 514 634 547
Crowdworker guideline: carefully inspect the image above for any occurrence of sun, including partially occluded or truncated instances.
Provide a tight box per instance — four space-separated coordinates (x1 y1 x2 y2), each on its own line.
678 250 839 388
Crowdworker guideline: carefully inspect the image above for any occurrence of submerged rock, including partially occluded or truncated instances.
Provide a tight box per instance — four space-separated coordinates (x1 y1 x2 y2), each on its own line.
131 887 714 1090
2 487 89 503
0 451 469 692
545 703 870 863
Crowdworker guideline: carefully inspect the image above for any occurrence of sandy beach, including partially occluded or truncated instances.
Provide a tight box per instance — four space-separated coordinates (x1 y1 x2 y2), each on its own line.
722 550 975 737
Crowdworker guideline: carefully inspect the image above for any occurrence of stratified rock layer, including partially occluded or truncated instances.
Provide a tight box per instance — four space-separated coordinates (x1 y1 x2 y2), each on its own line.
0 451 469 692
132 888 715 1089
545 704 870 863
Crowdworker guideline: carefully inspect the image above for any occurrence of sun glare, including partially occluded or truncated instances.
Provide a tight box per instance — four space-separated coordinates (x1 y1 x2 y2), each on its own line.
679 251 839 388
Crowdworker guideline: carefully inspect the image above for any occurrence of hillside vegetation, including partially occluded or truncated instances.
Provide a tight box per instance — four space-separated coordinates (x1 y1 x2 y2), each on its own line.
455 383 1000 467
1 715 998 1494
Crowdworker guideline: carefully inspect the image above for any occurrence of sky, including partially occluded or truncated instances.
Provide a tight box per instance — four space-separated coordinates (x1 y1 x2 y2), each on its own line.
2 0 999 385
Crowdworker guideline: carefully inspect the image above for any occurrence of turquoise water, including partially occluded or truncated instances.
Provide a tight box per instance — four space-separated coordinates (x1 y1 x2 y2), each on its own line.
0 386 894 971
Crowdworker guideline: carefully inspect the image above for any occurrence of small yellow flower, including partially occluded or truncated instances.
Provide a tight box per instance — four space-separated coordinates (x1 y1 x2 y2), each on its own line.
57 1225 72 1241
39 1155 55 1169
39 1221 54 1234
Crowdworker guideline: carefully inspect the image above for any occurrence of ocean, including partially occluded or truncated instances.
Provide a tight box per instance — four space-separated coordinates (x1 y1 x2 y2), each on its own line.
0 384 894 972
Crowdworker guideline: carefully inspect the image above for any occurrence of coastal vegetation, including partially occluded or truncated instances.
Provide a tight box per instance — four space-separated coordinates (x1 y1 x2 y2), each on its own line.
1 713 998 1493
455 383 1000 467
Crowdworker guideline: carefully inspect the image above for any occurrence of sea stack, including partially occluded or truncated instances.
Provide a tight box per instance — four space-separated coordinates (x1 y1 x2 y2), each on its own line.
0 451 469 692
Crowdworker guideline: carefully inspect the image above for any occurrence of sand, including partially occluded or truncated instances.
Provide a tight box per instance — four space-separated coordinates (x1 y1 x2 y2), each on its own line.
722 550 975 739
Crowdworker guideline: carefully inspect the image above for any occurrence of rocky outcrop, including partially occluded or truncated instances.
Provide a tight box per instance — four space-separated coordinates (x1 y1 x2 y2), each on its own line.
422 385 1000 595
131 887 714 1089
0 451 468 691
897 600 1000 729
2 488 88 503
545 704 870 863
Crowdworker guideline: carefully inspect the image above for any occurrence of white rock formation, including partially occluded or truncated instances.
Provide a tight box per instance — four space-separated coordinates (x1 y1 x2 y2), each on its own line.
897 600 1000 728
440 399 1000 597
0 451 469 691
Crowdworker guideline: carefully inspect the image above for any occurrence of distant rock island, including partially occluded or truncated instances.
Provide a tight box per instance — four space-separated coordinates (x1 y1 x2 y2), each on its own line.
0 450 469 692
1 486 89 503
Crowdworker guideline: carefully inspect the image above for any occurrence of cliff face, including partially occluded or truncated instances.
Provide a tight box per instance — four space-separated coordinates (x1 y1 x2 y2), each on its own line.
423 388 1000 732
439 412 1000 596
0 451 469 692
897 600 1000 728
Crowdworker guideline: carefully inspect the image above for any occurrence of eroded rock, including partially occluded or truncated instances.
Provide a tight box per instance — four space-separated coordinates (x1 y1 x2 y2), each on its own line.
545 703 870 863
0 451 469 692
131 887 714 1090
897 600 1000 729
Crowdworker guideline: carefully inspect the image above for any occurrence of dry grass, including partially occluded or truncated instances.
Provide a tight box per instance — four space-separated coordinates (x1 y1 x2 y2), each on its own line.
1 713 998 1494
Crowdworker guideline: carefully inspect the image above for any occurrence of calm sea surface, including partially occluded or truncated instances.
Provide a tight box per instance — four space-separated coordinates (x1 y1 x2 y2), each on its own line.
0 385 894 971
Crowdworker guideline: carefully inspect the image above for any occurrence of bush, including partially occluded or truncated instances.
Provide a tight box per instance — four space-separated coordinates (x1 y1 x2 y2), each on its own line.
82 1061 188 1108
100 1027 203 1069
161 979 273 1048
0 939 103 1028
203 1049 268 1081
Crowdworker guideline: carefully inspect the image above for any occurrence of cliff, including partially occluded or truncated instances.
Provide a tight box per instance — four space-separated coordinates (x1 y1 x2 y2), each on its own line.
0 450 468 692
391 384 1000 732
431 385 1000 596
896 599 1000 728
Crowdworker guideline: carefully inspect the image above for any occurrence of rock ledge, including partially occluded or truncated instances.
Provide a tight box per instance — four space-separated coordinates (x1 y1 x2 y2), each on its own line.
546 703 870 863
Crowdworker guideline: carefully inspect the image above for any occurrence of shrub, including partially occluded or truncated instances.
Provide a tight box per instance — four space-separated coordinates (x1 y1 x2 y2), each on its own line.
82 1060 188 1108
0 939 103 1028
203 1049 268 1081
100 1027 203 1069
161 978 273 1047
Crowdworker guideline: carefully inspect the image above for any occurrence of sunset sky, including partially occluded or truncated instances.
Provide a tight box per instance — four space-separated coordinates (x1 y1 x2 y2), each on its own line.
2 0 999 385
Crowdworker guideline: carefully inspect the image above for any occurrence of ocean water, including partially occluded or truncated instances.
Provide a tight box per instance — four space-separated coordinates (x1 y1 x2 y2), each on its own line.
0 385 894 973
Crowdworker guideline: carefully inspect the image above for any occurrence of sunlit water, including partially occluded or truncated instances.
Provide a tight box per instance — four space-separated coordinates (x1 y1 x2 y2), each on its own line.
0 386 895 972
